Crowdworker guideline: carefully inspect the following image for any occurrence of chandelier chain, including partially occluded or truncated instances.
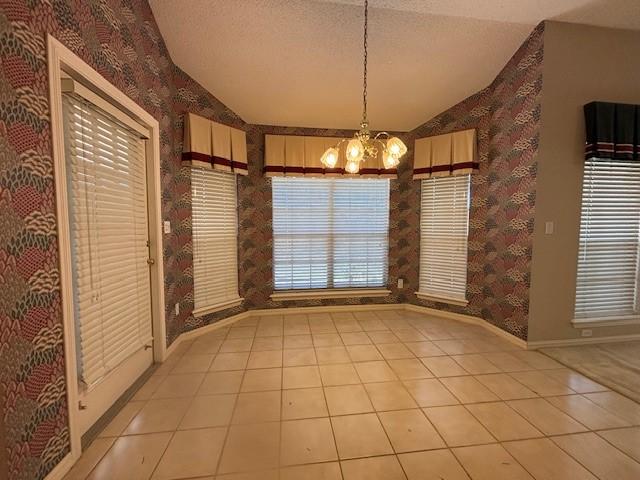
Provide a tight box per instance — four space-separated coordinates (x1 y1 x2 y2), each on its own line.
362 0 368 125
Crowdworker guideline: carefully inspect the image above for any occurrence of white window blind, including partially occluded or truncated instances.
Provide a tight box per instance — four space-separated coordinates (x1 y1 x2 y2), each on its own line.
63 93 152 388
575 159 640 319
419 174 470 301
272 177 389 290
191 168 240 311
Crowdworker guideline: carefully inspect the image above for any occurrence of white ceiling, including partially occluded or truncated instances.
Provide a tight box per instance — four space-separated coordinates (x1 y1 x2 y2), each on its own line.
150 0 640 131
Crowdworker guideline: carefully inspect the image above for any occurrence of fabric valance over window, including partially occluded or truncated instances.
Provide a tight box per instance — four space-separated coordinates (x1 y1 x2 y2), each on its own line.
182 113 248 175
584 102 640 161
264 134 397 178
413 129 478 180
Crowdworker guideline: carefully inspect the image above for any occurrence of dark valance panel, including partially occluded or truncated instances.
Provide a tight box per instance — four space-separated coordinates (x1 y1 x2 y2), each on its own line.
584 101 640 161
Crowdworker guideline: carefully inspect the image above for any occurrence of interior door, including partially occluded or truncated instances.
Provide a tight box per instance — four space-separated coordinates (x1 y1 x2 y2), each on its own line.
62 92 154 434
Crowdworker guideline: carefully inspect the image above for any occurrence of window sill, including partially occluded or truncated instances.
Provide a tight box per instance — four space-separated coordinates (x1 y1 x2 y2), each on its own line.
270 288 391 301
572 315 640 328
415 291 468 307
193 297 244 318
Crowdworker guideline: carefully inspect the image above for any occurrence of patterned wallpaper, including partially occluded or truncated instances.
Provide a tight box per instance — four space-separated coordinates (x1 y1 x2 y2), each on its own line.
0 1 242 478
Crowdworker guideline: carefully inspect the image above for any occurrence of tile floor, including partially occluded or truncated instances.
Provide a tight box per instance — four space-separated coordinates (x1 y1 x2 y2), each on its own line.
64 309 640 480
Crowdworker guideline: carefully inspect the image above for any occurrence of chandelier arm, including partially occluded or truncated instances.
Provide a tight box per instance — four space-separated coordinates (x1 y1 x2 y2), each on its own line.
373 131 391 140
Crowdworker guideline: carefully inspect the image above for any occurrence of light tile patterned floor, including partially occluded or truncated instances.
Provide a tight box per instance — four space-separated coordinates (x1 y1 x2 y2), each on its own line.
64 309 640 480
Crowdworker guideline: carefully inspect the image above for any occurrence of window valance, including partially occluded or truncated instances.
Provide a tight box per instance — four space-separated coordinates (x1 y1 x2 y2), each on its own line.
584 102 640 161
264 134 397 178
413 129 478 180
182 113 248 175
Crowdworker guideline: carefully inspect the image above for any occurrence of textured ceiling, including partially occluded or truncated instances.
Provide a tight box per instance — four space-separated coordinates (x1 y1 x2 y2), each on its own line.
150 0 640 131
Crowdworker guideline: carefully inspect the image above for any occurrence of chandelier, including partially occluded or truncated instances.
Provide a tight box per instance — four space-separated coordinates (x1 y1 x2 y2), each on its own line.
320 0 407 174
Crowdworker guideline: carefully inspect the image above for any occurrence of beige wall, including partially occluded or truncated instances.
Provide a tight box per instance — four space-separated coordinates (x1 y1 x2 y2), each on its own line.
528 21 640 342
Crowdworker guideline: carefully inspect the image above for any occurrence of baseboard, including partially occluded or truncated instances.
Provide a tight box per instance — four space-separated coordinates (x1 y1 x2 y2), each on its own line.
163 311 251 360
164 302 640 357
403 304 528 349
44 452 75 480
163 302 528 352
527 333 640 349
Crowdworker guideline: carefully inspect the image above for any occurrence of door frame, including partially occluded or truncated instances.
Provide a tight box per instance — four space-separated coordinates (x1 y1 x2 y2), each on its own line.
47 34 167 470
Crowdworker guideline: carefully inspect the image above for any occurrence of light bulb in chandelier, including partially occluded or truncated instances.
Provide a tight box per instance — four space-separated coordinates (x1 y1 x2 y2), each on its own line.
320 147 339 168
346 138 365 163
386 136 407 159
345 159 360 174
383 151 400 169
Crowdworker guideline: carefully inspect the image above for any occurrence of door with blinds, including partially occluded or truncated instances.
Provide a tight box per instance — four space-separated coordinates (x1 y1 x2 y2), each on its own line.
62 90 154 433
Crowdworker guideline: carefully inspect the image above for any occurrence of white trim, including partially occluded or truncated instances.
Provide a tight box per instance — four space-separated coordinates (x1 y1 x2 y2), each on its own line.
527 333 640 349
572 315 640 328
48 34 165 478
60 77 149 138
193 297 244 318
415 291 469 307
270 288 391 301
403 304 528 349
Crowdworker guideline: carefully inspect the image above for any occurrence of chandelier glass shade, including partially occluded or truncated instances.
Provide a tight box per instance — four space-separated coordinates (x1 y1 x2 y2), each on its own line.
320 0 407 174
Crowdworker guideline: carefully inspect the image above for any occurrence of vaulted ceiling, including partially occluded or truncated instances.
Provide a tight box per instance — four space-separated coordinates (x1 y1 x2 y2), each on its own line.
150 0 640 131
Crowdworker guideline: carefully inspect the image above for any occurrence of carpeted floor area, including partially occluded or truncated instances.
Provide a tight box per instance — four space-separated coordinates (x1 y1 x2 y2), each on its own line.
541 341 640 403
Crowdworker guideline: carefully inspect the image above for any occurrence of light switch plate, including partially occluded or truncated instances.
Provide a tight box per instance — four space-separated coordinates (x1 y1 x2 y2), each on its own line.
175 303 179 316
163 220 171 234
581 329 593 337
545 221 554 235
397 278 404 289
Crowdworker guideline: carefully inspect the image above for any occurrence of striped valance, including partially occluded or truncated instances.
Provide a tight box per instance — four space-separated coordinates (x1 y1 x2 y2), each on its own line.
182 113 248 175
413 129 478 180
264 134 397 178
584 102 640 161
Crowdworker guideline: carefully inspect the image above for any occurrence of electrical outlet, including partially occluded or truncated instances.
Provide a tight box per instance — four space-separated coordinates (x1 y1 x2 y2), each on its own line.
581 329 593 337
164 220 171 234
397 278 404 289
175 303 180 316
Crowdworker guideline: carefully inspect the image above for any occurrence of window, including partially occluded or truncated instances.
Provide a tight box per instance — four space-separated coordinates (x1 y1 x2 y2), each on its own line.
272 177 390 290
191 168 240 313
575 159 640 320
418 174 470 303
